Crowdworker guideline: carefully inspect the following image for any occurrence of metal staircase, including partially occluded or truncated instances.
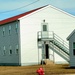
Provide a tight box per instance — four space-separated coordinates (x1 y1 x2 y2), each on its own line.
37 31 69 62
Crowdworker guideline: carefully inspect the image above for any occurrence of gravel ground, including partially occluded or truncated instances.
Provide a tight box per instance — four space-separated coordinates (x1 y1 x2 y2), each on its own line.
0 64 75 75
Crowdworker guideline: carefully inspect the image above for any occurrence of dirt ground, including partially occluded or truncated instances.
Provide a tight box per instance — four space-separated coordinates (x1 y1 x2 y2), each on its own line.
0 64 75 75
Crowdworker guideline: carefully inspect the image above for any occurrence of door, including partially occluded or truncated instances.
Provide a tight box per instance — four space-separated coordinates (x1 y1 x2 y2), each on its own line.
45 44 49 59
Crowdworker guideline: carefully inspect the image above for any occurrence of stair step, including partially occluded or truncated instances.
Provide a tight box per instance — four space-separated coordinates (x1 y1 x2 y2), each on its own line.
44 59 54 65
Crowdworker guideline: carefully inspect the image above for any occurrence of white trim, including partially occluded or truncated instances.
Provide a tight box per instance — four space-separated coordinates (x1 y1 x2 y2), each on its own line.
18 20 21 66
48 5 75 18
19 5 75 20
67 29 75 40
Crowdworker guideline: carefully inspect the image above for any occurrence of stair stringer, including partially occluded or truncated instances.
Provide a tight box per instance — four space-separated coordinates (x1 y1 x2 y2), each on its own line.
49 42 69 62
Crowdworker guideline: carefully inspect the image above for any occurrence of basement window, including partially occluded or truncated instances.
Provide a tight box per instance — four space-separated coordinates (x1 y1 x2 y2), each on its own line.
73 42 75 55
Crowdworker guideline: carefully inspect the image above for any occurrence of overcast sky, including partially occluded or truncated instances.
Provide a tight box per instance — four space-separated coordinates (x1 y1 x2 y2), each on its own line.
0 0 75 20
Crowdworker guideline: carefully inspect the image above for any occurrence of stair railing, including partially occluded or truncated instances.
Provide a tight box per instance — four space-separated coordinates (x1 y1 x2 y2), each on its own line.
38 31 69 48
49 42 69 61
53 32 69 53
37 31 69 62
54 33 69 48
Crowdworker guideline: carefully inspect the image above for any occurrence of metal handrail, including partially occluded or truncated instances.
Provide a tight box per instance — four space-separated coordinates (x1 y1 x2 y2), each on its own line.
53 32 69 49
53 39 69 54
38 31 69 48
37 31 69 53
49 42 69 61
37 31 54 39
37 31 69 62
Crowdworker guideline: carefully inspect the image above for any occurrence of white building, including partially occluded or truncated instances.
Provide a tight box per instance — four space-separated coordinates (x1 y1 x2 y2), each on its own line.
0 5 75 66
67 29 75 67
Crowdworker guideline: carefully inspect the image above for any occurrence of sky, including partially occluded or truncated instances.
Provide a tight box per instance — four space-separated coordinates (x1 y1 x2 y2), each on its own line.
0 0 75 20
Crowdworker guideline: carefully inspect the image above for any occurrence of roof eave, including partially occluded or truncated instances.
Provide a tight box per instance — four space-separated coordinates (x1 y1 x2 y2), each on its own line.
67 29 75 40
0 5 48 25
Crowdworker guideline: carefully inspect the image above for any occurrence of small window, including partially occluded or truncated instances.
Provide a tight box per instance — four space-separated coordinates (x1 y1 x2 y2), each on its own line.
15 24 18 33
3 46 6 55
16 45 19 54
73 49 75 55
9 46 12 55
43 25 47 31
9 50 12 54
4 46 5 50
73 42 75 55
9 25 11 35
9 25 11 30
9 30 10 35
3 50 6 55
3 27 5 36
16 49 18 54
73 42 75 48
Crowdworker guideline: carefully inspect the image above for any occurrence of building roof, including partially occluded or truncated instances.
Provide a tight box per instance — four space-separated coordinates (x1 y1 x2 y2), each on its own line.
0 5 48 25
67 29 75 40
0 4 75 25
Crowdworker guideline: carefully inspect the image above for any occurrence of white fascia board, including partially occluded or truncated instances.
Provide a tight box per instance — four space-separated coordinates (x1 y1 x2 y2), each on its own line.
67 29 75 40
19 4 75 20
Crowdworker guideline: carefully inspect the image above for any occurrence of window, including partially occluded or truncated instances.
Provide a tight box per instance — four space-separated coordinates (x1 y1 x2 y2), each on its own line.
9 50 12 54
73 42 75 55
43 25 47 31
3 46 6 55
15 24 18 33
9 25 11 35
3 27 5 36
16 45 19 54
16 49 18 54
9 46 12 55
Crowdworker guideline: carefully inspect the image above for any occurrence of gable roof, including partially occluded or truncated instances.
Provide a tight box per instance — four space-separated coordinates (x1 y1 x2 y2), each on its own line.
0 4 75 25
67 29 75 40
0 5 48 25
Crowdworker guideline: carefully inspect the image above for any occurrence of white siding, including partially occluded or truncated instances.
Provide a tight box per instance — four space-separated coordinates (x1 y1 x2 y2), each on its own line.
19 5 75 65
20 19 39 65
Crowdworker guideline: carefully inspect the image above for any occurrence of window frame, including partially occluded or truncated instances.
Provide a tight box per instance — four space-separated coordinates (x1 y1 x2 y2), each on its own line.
9 46 12 55
3 27 5 36
9 49 12 55
43 25 47 31
41 23 48 32
73 42 75 55
15 24 18 33
9 25 11 35
15 45 19 54
3 46 6 55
